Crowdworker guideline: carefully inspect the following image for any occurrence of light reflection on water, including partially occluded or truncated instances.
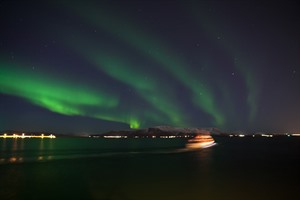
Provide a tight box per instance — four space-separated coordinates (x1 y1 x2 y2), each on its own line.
0 138 199 165
1 138 6 151
0 137 299 200
1 140 215 163
0 137 60 164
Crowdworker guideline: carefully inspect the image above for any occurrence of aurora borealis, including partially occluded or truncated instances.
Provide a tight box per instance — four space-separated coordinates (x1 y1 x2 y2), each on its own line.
1 0 299 133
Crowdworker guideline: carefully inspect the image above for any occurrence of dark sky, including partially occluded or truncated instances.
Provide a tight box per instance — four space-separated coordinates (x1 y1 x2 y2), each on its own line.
1 0 299 134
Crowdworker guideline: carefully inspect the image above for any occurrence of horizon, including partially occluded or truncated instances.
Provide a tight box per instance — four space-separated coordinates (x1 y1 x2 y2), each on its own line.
0 126 298 136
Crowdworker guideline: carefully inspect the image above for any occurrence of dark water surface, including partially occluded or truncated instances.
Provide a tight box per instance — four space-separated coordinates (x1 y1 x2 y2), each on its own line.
0 137 299 200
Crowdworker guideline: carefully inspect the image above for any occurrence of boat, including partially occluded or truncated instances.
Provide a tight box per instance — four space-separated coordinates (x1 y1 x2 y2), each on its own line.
185 134 216 149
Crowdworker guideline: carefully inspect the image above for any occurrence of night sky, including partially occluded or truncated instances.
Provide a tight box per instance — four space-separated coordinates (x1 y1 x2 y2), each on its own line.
1 0 299 134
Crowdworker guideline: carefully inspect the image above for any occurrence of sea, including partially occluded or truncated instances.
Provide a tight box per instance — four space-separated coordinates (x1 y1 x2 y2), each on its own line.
0 136 299 200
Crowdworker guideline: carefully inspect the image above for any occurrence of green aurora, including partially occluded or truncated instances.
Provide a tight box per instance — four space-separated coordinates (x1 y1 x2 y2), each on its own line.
189 2 260 124
3 0 296 132
0 62 135 126
66 37 189 126
62 1 226 127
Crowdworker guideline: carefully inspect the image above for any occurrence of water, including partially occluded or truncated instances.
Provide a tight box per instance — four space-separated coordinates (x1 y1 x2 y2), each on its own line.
0 137 299 200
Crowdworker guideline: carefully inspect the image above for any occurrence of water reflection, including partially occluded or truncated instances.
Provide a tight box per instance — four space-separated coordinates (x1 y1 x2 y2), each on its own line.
187 144 215 194
1 139 217 165
0 138 54 164
39 139 44 150
12 138 18 152
49 138 54 150
200 146 213 180
9 157 17 163
20 138 24 151
196 145 214 162
1 138 6 151
7 139 25 164
37 139 49 162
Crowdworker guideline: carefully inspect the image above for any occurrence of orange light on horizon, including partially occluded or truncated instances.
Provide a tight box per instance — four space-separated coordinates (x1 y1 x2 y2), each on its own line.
0 134 56 139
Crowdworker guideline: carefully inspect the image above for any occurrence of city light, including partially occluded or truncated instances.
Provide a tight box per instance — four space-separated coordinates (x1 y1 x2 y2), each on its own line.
0 134 56 139
261 134 273 137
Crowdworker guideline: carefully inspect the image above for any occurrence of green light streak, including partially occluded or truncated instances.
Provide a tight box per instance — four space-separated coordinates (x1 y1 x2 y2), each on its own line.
129 118 140 129
189 3 260 124
0 61 125 123
234 61 259 122
63 2 225 126
0 61 170 129
95 55 189 124
69 43 187 126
